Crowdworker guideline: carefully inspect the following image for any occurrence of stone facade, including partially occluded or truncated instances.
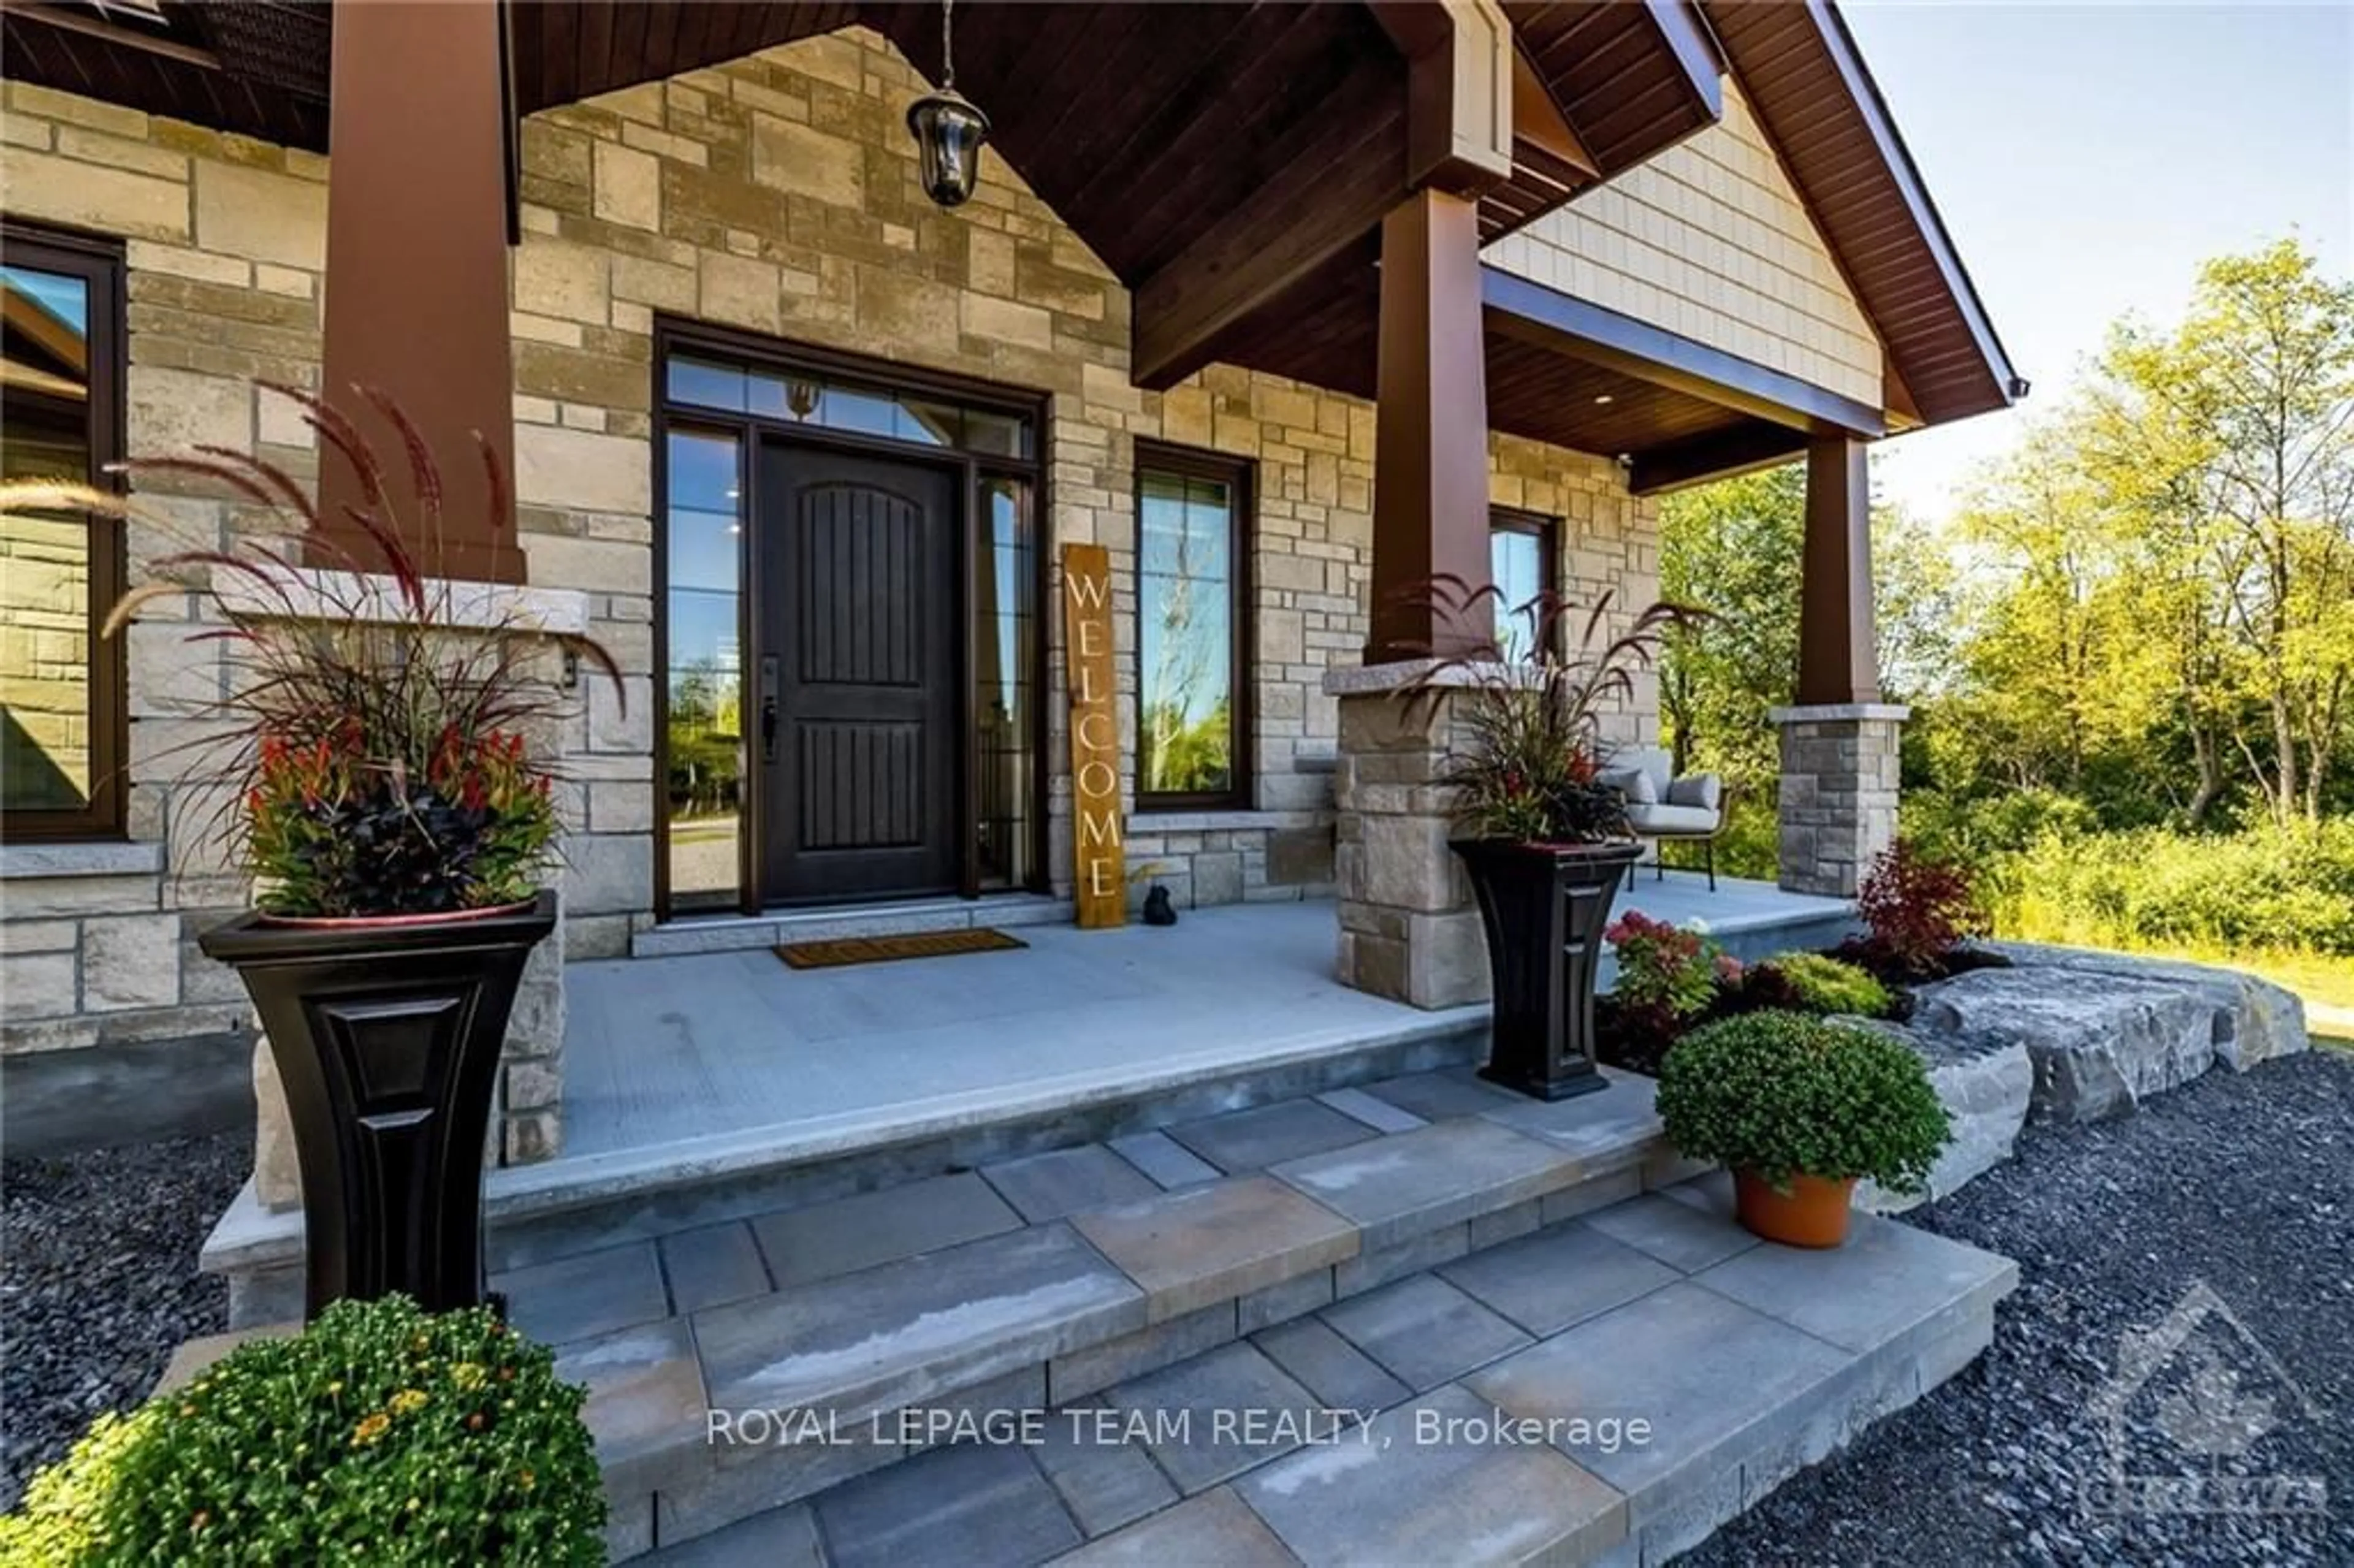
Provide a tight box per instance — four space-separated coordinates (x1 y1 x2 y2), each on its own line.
0 28 1665 1149
1487 80 1882 408
0 80 570 1161
1769 704 1906 897
1 80 326 1083
497 24 1662 935
1328 674 1491 1009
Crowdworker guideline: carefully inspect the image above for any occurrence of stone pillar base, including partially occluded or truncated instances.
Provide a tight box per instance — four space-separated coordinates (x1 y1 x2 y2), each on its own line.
1327 663 1491 1010
1769 702 1908 898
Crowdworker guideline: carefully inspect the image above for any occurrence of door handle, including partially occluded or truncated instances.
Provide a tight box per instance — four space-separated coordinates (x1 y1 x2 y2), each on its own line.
760 655 780 764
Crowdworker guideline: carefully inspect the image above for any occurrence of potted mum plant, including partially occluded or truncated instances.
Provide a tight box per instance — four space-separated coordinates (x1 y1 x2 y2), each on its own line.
1405 583 1698 1099
0 386 617 1320
1656 1010 1951 1247
0 1295 605 1562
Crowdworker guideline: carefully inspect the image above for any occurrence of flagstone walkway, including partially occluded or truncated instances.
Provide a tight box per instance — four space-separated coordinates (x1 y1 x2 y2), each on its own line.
452 1062 2014 1564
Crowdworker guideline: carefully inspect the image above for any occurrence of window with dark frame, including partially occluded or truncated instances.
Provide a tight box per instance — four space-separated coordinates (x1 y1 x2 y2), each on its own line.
1490 506 1560 660
1135 443 1252 810
1 224 126 840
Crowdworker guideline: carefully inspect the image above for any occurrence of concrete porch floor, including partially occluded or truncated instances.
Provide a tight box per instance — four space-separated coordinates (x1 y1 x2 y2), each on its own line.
561 875 1853 1165
201 877 1851 1324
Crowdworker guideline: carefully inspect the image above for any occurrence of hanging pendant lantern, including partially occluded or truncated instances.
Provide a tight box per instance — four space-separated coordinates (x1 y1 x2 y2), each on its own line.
908 0 989 210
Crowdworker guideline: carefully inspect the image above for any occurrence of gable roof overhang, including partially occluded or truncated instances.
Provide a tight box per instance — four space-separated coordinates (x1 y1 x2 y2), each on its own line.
1704 0 2022 427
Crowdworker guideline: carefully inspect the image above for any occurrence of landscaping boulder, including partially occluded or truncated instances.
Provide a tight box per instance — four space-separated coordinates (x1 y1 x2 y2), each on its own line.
1851 1019 2032 1214
1910 966 2216 1123
1989 942 2309 1071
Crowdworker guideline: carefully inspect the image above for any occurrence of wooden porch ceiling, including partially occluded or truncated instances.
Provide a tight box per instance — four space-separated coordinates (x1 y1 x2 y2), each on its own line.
2 1 2000 490
0 1 330 150
2 3 1711 270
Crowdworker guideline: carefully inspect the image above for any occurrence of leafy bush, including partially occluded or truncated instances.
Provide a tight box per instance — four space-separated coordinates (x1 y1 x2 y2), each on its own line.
1900 786 2100 875
1606 910 1721 1017
1761 951 1892 1018
1857 838 1987 976
247 728 557 918
0 1295 603 1565
1657 1011 1951 1193
1994 820 2354 959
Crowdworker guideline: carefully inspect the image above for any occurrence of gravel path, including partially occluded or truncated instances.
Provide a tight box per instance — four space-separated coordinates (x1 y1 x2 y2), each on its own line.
1687 1047 2354 1567
1 1129 249 1509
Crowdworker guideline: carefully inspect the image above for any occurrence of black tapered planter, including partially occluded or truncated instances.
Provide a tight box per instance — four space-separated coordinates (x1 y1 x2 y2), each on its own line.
1453 840 1643 1100
200 893 557 1320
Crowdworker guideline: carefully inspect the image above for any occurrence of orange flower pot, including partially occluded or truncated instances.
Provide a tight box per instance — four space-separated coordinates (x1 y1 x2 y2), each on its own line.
1732 1170 1857 1249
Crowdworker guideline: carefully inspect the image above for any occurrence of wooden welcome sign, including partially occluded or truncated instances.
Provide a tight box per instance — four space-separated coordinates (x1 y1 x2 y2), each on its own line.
1062 543 1126 928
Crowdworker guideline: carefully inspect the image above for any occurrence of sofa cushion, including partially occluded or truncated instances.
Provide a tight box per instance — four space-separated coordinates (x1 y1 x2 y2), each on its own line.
1625 802 1720 835
1601 766 1659 805
1666 774 1722 812
1602 745 1672 794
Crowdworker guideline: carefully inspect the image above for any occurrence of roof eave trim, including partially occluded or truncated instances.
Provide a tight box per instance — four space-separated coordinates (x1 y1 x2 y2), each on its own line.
1809 0 2022 409
1648 0 1727 120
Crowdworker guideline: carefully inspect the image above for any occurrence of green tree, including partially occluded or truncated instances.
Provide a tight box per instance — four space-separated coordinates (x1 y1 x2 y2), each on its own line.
1658 463 1945 785
2106 239 2354 821
1659 465 1802 784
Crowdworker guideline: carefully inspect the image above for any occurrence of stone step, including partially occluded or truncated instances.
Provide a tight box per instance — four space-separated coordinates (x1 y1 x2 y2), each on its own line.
531 1066 1688 1558
202 1014 1493 1326
634 1174 2016 1568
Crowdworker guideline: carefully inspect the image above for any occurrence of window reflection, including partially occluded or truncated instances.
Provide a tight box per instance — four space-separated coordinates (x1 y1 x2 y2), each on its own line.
2 262 96 813
1137 468 1238 800
1491 523 1547 659
666 431 743 906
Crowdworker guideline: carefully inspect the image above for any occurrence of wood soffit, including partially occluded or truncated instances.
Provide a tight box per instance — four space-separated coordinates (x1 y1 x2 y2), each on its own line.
1 1 2018 482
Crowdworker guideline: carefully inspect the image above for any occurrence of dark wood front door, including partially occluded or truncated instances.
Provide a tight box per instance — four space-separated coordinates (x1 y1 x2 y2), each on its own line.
755 442 960 904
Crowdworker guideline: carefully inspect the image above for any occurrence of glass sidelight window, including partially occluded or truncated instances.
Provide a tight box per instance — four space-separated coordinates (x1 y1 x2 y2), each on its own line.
973 477 1038 890
1 226 124 840
663 429 745 910
1135 446 1251 809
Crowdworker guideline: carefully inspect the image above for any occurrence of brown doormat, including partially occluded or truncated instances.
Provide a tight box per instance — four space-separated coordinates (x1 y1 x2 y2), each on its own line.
776 927 1028 970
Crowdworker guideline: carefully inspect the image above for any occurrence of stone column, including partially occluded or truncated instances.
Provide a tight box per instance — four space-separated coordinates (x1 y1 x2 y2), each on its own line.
1770 702 1908 897
1327 663 1491 1009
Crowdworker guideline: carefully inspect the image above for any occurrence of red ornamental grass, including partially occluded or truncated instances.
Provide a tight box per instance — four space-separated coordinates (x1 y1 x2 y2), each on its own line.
0 384 624 916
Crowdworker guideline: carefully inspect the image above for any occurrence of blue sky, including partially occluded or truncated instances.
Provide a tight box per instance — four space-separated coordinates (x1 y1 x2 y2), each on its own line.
1838 2 2354 526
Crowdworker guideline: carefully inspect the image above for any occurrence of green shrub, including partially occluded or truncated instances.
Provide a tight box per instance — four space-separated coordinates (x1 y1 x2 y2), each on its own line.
1657 1011 1951 1193
0 1295 603 1566
1900 786 2098 874
1761 951 1892 1018
1995 820 2354 958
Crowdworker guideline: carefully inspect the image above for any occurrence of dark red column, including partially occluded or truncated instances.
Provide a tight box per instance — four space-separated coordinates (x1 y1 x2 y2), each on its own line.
1366 188 1493 663
1797 433 1878 704
313 0 520 584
